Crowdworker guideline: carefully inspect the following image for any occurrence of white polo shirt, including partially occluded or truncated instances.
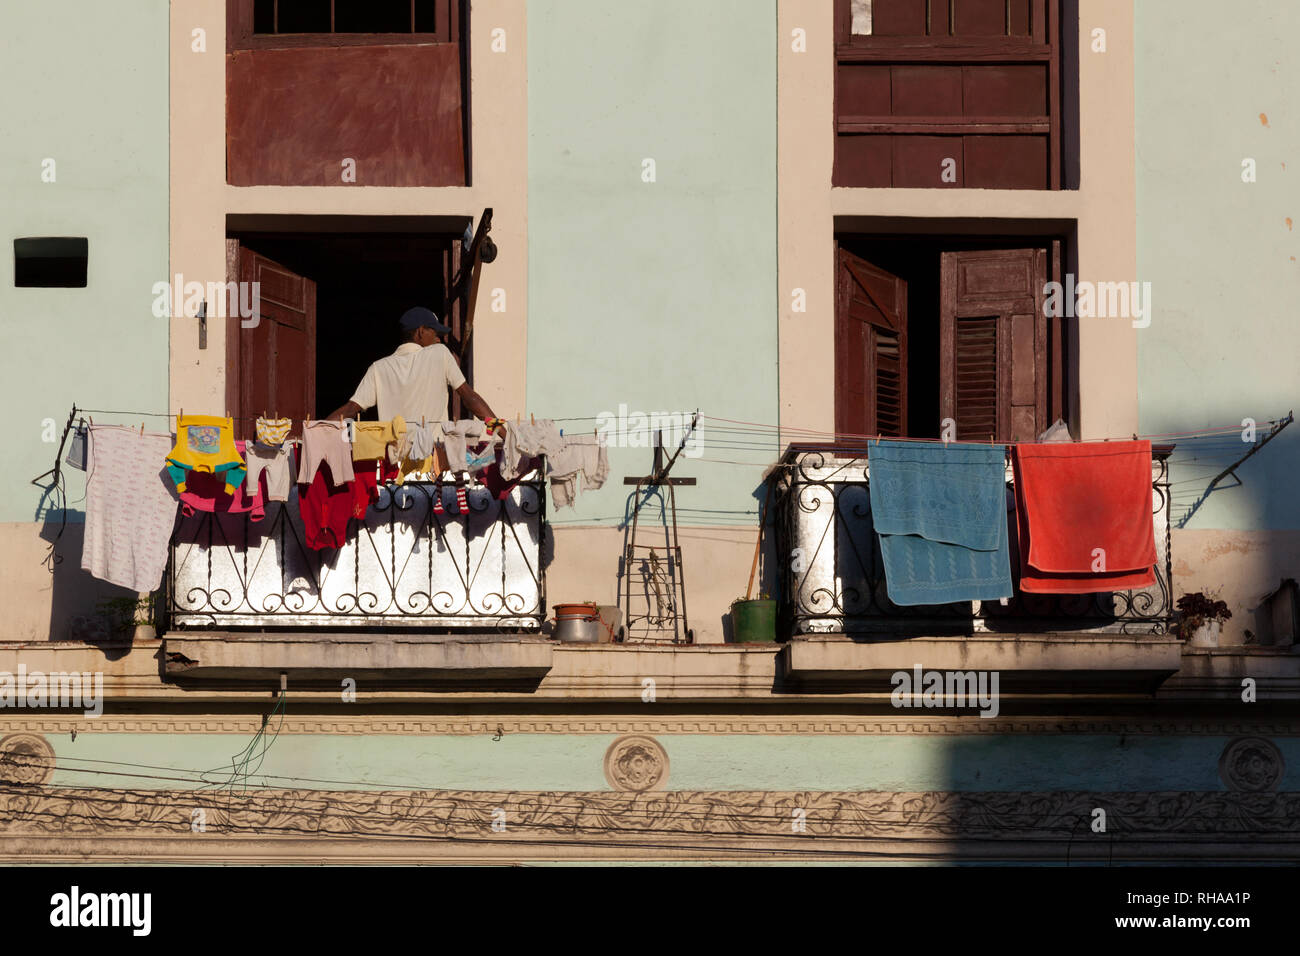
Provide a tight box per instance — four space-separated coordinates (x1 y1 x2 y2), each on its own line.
349 343 467 424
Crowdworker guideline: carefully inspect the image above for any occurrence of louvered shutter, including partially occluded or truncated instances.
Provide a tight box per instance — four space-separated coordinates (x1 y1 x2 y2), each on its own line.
835 247 909 439
940 248 1048 442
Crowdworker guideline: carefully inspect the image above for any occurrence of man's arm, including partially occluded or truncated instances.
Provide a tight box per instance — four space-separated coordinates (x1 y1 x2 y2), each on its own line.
325 400 362 422
455 383 498 425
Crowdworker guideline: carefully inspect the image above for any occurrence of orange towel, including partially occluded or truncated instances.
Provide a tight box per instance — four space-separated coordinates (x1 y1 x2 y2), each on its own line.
1012 440 1157 593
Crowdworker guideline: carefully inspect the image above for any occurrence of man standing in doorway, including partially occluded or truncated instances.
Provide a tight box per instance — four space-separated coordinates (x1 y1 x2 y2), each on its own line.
327 306 500 426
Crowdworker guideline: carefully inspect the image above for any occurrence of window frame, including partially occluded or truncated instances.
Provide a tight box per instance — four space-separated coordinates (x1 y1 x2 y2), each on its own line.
227 0 459 50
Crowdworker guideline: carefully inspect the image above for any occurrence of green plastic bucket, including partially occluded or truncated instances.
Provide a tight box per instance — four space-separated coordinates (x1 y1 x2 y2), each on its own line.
731 599 777 643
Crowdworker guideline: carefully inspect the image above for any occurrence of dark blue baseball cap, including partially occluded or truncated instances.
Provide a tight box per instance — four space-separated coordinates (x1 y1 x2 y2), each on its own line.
399 306 451 334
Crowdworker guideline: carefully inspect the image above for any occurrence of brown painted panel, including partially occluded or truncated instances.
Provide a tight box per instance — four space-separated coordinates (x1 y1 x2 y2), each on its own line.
872 0 929 36
892 135 962 187
963 134 1048 188
1011 310 1036 405
954 0 1009 36
1009 0 1033 36
955 253 1035 298
962 65 1047 116
1047 239 1064 422
837 63 892 116
236 247 316 434
1031 0 1049 44
834 135 893 186
227 43 464 186
1010 405 1037 442
891 65 962 116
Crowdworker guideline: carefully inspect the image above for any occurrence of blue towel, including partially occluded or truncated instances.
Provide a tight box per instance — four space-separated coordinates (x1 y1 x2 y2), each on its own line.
867 441 1013 606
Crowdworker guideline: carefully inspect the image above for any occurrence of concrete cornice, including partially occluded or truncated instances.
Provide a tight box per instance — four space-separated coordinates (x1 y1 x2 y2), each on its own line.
0 636 1295 706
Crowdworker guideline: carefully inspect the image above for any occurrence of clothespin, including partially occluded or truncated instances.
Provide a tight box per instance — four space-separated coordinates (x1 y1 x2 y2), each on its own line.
139 422 145 437
531 413 535 426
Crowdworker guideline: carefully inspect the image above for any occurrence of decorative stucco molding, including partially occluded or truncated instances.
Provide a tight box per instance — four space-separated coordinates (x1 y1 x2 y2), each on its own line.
1219 737 1286 792
603 735 670 792
1 787 1295 847
1 715 1298 736
0 734 55 786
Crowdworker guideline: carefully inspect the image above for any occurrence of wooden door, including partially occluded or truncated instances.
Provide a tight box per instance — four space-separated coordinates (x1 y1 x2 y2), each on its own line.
225 241 317 435
835 247 909 440
939 247 1048 442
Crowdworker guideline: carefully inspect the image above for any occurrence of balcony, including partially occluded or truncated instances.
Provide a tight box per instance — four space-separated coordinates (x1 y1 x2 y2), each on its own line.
167 472 545 632
772 444 1174 638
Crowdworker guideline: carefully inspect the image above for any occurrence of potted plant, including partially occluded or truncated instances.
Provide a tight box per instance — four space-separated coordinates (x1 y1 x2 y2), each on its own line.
1176 591 1232 647
730 593 776 643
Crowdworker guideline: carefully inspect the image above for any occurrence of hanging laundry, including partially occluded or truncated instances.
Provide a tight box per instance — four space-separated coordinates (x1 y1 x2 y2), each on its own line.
1012 440 1157 593
82 426 178 593
180 439 266 521
441 419 487 472
501 419 563 480
480 456 540 501
299 420 354 486
546 434 609 510
165 414 245 494
352 416 407 463
406 421 438 461
350 458 400 519
64 420 88 471
397 422 444 482
867 440 1013 606
245 441 297 503
297 463 355 551
465 442 496 474
255 416 293 446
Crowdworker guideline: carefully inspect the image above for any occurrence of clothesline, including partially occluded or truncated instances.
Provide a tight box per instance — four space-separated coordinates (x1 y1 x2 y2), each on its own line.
698 413 1289 446
77 405 1287 446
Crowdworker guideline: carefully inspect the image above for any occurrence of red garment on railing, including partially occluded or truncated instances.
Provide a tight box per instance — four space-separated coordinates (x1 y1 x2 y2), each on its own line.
298 463 354 550
1012 440 1157 593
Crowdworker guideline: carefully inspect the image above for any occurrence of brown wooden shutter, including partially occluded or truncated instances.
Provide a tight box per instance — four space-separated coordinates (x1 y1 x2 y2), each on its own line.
834 0 1061 189
835 247 909 439
225 243 317 436
939 247 1047 442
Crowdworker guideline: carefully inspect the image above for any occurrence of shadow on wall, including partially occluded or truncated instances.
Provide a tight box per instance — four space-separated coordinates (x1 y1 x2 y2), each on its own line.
36 518 146 657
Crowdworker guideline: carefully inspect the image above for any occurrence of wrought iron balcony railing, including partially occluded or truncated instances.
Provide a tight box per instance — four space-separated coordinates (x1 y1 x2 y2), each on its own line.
167 473 545 631
772 444 1173 637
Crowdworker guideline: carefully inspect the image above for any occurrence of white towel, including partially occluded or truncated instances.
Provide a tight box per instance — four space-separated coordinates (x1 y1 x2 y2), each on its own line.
545 435 609 510
82 426 178 593
502 419 564 480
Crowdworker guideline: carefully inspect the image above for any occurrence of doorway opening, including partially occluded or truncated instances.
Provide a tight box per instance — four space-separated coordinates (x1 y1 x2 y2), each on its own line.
835 229 1072 444
225 217 472 429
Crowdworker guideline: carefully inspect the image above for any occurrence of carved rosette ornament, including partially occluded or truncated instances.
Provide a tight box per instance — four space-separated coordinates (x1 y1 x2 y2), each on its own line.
0 734 55 786
603 735 670 792
1219 737 1285 792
